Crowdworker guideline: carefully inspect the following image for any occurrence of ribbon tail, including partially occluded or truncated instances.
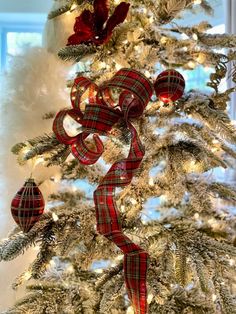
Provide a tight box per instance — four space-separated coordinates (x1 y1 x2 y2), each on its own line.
124 251 149 314
94 123 149 314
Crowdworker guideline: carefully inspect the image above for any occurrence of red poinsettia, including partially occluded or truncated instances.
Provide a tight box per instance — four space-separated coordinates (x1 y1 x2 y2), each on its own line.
67 0 130 46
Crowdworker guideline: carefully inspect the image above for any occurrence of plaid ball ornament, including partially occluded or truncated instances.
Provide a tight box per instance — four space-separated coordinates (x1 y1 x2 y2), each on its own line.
11 178 45 233
154 69 185 103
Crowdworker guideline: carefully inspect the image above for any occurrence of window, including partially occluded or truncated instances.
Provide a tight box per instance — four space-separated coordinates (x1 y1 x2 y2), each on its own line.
0 13 46 71
181 23 226 93
4 30 42 70
225 0 236 119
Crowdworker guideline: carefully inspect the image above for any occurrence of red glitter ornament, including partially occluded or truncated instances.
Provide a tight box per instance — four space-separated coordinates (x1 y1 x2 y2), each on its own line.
154 69 185 103
11 178 45 233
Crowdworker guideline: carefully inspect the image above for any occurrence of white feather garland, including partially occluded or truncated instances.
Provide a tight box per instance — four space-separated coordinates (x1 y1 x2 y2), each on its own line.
0 47 71 232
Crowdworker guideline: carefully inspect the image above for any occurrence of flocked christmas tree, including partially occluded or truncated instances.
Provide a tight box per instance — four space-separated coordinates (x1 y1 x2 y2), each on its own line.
1 0 236 313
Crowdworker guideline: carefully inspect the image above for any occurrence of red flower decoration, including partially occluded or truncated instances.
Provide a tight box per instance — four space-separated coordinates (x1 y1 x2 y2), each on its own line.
67 0 130 46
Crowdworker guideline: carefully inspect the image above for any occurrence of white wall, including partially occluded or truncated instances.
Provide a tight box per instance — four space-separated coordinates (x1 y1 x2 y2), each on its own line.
225 0 236 119
0 0 53 26
179 0 224 27
0 0 52 13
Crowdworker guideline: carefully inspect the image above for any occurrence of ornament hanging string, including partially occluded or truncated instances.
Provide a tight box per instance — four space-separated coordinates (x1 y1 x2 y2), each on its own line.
53 68 153 314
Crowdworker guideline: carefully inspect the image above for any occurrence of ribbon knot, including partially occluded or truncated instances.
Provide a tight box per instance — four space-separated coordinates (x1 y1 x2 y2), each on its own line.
53 68 153 314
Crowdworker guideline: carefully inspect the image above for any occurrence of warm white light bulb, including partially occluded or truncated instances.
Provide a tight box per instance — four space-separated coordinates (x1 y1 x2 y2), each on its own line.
94 268 103 274
187 61 196 69
147 294 154 304
50 259 56 267
126 307 135 314
130 198 137 205
70 3 78 11
160 36 168 44
66 265 74 273
115 63 123 71
52 212 59 222
212 294 217 302
149 178 154 186
144 70 151 78
23 271 32 281
229 259 235 266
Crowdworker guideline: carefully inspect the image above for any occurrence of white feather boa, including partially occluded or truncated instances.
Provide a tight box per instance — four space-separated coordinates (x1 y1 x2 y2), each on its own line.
0 46 71 233
0 2 76 310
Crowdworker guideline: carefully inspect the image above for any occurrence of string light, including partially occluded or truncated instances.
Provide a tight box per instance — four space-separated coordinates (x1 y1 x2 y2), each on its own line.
34 157 45 166
115 254 123 261
147 293 154 304
207 218 218 228
115 63 123 71
33 245 40 251
144 70 151 78
149 16 154 23
126 306 135 314
229 259 235 266
23 271 32 281
94 268 104 274
160 36 168 44
49 259 56 267
52 212 59 222
187 61 196 69
194 213 199 220
149 177 154 186
196 52 206 64
130 198 137 205
53 174 61 183
70 3 78 11
183 159 203 173
66 265 74 273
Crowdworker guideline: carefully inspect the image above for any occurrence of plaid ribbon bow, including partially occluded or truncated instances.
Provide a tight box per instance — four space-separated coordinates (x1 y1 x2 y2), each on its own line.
53 69 153 314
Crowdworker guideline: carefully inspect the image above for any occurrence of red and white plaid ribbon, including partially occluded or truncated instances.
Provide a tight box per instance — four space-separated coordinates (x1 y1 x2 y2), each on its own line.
53 69 153 314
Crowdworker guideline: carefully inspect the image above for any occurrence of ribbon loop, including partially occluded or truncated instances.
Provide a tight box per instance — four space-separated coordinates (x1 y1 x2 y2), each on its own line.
53 109 81 145
80 104 121 135
100 68 153 119
71 133 104 165
71 76 98 117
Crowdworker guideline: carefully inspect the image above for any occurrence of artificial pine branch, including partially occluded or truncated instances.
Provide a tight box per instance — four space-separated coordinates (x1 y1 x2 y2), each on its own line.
48 0 73 19
58 44 96 62
2 0 236 313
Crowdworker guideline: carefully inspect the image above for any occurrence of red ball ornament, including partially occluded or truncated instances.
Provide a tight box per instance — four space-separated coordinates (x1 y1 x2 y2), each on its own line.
154 69 185 103
11 178 45 233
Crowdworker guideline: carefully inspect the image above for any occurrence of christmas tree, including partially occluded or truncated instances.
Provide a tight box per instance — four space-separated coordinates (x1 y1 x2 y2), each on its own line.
1 0 236 313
